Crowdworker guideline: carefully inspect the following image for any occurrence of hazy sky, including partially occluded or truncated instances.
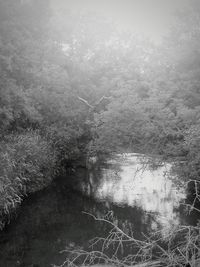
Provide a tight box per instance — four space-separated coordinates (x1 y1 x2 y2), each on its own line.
51 0 189 43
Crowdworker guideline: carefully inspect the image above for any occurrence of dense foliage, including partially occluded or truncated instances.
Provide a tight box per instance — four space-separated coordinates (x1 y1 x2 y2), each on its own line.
0 0 90 226
0 0 200 227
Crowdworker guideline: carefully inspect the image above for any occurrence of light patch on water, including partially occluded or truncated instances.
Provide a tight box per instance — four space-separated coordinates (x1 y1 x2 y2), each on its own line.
94 153 185 235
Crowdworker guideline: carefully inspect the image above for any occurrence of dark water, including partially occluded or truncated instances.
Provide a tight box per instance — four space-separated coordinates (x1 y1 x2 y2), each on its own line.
0 153 198 267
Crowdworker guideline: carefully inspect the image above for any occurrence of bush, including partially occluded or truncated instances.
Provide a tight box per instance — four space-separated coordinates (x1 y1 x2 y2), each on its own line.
0 130 56 228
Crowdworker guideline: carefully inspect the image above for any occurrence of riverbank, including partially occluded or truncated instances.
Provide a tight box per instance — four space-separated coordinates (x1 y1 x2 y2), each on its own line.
0 153 199 267
0 133 91 231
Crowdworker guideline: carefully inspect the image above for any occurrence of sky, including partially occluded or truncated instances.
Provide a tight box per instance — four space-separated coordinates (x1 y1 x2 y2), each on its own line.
51 0 189 43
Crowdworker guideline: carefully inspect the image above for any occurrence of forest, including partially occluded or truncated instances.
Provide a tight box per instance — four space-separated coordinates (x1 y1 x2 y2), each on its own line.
0 0 200 266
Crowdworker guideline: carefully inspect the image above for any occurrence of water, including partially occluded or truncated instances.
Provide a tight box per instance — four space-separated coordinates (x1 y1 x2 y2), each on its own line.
0 153 196 267
91 154 185 236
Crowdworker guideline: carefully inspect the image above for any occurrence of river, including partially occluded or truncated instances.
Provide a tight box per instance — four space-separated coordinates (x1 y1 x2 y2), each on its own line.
0 153 198 267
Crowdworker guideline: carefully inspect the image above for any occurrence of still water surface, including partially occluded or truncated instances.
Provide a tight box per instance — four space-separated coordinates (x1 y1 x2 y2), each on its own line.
0 153 194 267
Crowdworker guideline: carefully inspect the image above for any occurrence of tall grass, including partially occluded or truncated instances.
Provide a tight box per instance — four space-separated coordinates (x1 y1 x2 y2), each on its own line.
0 130 56 228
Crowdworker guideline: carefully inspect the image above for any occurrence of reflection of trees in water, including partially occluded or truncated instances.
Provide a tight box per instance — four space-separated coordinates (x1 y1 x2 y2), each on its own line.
77 158 122 197
0 173 161 267
170 162 200 226
0 155 195 266
179 181 200 226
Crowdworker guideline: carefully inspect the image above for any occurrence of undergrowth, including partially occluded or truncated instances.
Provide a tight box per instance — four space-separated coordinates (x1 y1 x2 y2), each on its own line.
0 130 56 229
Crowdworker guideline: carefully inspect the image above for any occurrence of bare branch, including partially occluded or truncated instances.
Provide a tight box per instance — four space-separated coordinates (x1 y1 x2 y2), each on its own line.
95 96 111 106
82 211 148 246
77 95 111 110
77 96 94 109
58 211 200 267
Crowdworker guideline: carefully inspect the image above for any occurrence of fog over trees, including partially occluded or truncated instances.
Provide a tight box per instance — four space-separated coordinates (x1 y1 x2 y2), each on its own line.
0 0 200 265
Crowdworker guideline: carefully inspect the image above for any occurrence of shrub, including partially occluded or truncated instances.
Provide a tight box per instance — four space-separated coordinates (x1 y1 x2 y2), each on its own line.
0 130 56 228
